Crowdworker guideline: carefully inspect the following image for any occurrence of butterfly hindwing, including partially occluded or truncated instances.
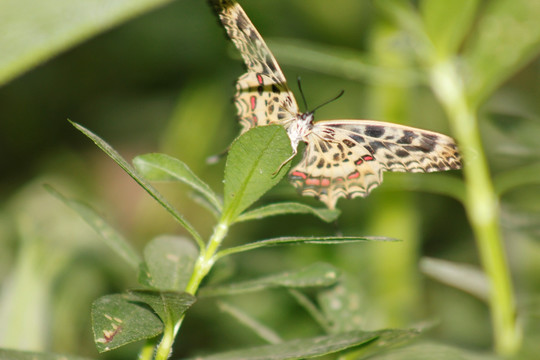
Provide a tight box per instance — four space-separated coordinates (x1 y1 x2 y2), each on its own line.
290 120 461 209
212 0 298 133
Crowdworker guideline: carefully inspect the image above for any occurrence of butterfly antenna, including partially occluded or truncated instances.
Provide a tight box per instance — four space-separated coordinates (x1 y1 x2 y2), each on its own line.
297 76 309 111
311 90 345 113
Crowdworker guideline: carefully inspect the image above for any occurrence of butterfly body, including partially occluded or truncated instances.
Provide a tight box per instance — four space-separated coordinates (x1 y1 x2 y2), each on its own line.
212 0 462 209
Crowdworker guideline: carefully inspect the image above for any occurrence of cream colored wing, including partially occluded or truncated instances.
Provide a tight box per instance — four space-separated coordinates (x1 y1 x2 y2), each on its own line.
211 0 298 133
289 120 462 209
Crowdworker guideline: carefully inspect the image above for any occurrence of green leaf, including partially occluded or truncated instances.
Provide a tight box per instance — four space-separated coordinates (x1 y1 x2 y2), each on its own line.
464 0 540 105
70 121 204 247
187 330 381 360
318 274 369 333
420 257 489 302
217 236 397 259
236 202 340 223
91 294 163 353
0 349 93 360
222 125 292 224
45 185 141 269
199 262 340 297
420 0 479 58
217 301 282 345
142 236 198 291
0 0 175 86
362 341 498 360
127 290 196 326
268 38 421 87
133 153 222 213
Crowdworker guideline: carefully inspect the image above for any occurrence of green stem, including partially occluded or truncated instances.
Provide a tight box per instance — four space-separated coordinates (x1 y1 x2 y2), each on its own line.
430 60 520 355
153 219 230 359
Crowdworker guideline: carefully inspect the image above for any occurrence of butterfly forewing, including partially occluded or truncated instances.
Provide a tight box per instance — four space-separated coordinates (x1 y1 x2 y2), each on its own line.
290 121 461 209
212 0 298 133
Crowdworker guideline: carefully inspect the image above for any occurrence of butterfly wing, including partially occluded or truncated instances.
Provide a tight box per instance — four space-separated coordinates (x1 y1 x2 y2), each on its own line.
212 0 299 133
289 120 462 209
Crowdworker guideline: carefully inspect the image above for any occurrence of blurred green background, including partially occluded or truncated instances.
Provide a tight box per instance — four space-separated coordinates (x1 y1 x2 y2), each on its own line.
1 0 540 359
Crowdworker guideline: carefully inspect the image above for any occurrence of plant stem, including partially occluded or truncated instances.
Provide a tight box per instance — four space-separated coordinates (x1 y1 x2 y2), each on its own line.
430 60 520 355
154 219 230 359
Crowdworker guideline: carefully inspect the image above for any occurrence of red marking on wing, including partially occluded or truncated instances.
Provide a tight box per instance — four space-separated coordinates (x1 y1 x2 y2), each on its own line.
362 155 374 161
291 171 307 179
321 178 331 187
347 171 360 180
250 95 257 110
355 158 363 165
335 177 344 182
256 74 264 85
306 178 321 186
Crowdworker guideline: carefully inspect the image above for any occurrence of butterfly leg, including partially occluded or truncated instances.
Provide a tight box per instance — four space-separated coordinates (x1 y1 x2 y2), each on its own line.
272 147 297 175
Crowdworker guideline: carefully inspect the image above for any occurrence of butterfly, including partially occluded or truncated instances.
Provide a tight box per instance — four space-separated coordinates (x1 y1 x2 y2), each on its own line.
211 0 462 209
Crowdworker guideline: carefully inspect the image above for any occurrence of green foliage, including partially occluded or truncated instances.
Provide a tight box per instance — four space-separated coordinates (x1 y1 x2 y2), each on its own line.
2 0 540 359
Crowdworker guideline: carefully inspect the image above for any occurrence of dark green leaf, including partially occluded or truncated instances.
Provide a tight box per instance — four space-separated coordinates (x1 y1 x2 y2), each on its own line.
186 330 380 360
236 202 340 223
127 290 196 326
222 125 292 224
318 275 369 333
133 153 221 213
199 263 340 297
142 236 198 291
91 294 163 353
217 236 397 259
464 0 540 105
70 121 203 247
45 185 141 269
0 0 175 86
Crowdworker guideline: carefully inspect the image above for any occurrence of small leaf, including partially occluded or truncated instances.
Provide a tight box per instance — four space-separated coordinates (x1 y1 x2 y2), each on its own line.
420 257 489 302
128 290 196 326
222 125 292 224
70 121 204 247
187 330 381 360
142 236 198 291
45 185 141 269
217 236 397 259
236 202 340 223
199 263 340 297
464 0 540 105
134 153 222 213
92 294 163 353
0 349 93 360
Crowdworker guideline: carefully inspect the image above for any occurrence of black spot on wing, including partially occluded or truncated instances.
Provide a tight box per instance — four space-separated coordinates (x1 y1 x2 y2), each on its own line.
349 134 365 143
369 141 385 152
265 55 277 73
397 130 418 145
365 125 385 138
395 149 409 158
